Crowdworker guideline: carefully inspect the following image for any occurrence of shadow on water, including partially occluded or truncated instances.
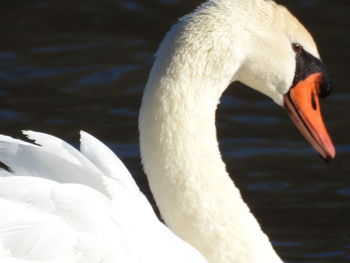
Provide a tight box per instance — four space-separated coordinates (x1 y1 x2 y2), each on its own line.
0 0 349 262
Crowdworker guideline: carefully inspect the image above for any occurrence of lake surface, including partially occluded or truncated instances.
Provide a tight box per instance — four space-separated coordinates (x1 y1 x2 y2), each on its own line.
0 0 349 262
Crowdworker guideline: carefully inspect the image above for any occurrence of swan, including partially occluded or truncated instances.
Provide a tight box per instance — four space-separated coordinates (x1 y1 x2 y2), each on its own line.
0 0 335 262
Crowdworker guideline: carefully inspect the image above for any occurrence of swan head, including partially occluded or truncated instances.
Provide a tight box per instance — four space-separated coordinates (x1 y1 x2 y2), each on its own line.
145 0 335 161
231 3 335 161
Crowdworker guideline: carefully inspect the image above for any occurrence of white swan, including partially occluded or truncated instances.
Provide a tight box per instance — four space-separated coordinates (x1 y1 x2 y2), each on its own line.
0 0 335 263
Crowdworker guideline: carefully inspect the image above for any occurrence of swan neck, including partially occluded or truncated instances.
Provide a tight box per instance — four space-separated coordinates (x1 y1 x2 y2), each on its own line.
139 57 281 263
139 1 283 262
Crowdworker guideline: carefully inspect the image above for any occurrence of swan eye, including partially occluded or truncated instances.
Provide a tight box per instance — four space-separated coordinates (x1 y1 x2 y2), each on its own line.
292 43 303 53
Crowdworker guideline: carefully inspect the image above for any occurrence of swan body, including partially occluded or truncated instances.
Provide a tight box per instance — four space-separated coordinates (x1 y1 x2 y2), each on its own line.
0 0 335 262
0 131 207 263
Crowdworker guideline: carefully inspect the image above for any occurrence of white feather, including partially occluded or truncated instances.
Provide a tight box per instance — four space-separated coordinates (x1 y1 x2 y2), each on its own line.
0 132 207 263
79 130 139 191
0 132 109 197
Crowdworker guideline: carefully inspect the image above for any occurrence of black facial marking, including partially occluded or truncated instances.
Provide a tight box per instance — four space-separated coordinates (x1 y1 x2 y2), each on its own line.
318 75 332 98
292 47 331 98
311 92 317 110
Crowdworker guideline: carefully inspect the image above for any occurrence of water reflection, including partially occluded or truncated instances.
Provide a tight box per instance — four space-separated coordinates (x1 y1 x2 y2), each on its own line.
0 0 349 262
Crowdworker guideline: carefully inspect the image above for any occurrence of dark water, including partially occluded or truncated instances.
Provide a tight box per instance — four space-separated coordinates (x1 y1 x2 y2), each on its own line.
0 0 349 262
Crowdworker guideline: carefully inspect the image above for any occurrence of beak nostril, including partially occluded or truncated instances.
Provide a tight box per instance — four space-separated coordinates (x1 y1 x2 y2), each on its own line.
311 92 317 111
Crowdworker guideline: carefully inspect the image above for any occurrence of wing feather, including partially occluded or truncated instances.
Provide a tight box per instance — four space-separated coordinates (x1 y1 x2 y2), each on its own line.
0 132 207 263
0 133 109 197
79 131 139 191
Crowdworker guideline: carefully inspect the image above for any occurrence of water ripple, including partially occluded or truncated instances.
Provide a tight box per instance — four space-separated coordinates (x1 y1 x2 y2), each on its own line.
73 65 140 86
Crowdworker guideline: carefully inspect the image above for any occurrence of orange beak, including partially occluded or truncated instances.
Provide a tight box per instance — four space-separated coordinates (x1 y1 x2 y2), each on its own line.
284 72 335 161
